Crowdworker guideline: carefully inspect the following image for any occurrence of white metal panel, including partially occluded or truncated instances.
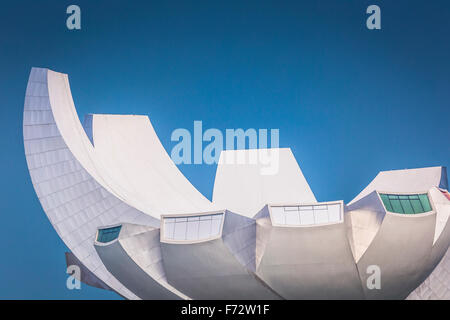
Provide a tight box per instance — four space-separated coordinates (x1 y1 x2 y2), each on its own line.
213 148 317 217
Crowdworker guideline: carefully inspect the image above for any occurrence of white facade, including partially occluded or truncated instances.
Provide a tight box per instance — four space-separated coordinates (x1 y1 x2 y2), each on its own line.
23 68 450 299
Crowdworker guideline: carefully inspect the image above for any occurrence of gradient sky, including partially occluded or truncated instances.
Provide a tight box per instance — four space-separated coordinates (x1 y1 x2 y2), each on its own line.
0 0 449 299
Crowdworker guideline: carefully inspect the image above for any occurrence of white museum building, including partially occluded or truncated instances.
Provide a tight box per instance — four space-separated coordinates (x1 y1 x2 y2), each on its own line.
23 68 450 299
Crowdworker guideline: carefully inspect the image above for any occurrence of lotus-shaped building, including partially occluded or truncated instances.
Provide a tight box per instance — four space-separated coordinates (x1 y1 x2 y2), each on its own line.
23 68 450 299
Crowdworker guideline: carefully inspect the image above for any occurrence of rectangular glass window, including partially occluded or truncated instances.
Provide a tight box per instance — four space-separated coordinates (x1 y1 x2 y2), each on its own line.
270 203 342 226
410 199 424 213
285 210 300 225
379 194 393 212
400 199 414 213
163 213 224 241
418 194 432 212
380 193 432 214
390 197 404 213
186 220 200 241
97 225 122 243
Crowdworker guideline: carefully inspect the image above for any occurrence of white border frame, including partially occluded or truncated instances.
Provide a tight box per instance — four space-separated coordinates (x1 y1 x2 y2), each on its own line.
160 210 226 244
376 189 436 217
94 223 123 246
268 200 344 228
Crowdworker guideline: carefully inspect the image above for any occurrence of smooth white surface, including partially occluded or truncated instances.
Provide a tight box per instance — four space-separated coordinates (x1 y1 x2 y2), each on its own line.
25 68 151 299
429 188 450 244
24 68 215 299
24 68 449 300
213 148 317 218
349 166 446 205
96 224 189 299
87 114 215 216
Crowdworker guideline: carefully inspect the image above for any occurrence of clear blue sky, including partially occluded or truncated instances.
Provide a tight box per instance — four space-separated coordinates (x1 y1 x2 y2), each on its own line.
0 0 448 299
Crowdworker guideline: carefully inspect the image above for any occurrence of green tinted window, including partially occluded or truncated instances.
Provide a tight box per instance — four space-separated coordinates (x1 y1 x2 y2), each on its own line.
400 199 414 213
97 226 122 243
380 193 432 214
390 198 404 213
418 194 432 212
410 199 424 213
379 194 393 212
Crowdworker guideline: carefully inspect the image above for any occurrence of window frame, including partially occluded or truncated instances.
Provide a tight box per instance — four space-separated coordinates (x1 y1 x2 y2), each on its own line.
377 191 435 215
268 200 344 228
160 210 226 244
95 224 122 244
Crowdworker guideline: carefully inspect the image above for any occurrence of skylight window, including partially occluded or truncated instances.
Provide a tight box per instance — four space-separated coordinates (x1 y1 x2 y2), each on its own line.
379 194 432 214
97 225 122 243
270 203 342 226
162 213 224 241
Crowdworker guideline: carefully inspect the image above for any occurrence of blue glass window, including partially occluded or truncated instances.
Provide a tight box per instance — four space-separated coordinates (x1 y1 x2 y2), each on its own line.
97 225 122 243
